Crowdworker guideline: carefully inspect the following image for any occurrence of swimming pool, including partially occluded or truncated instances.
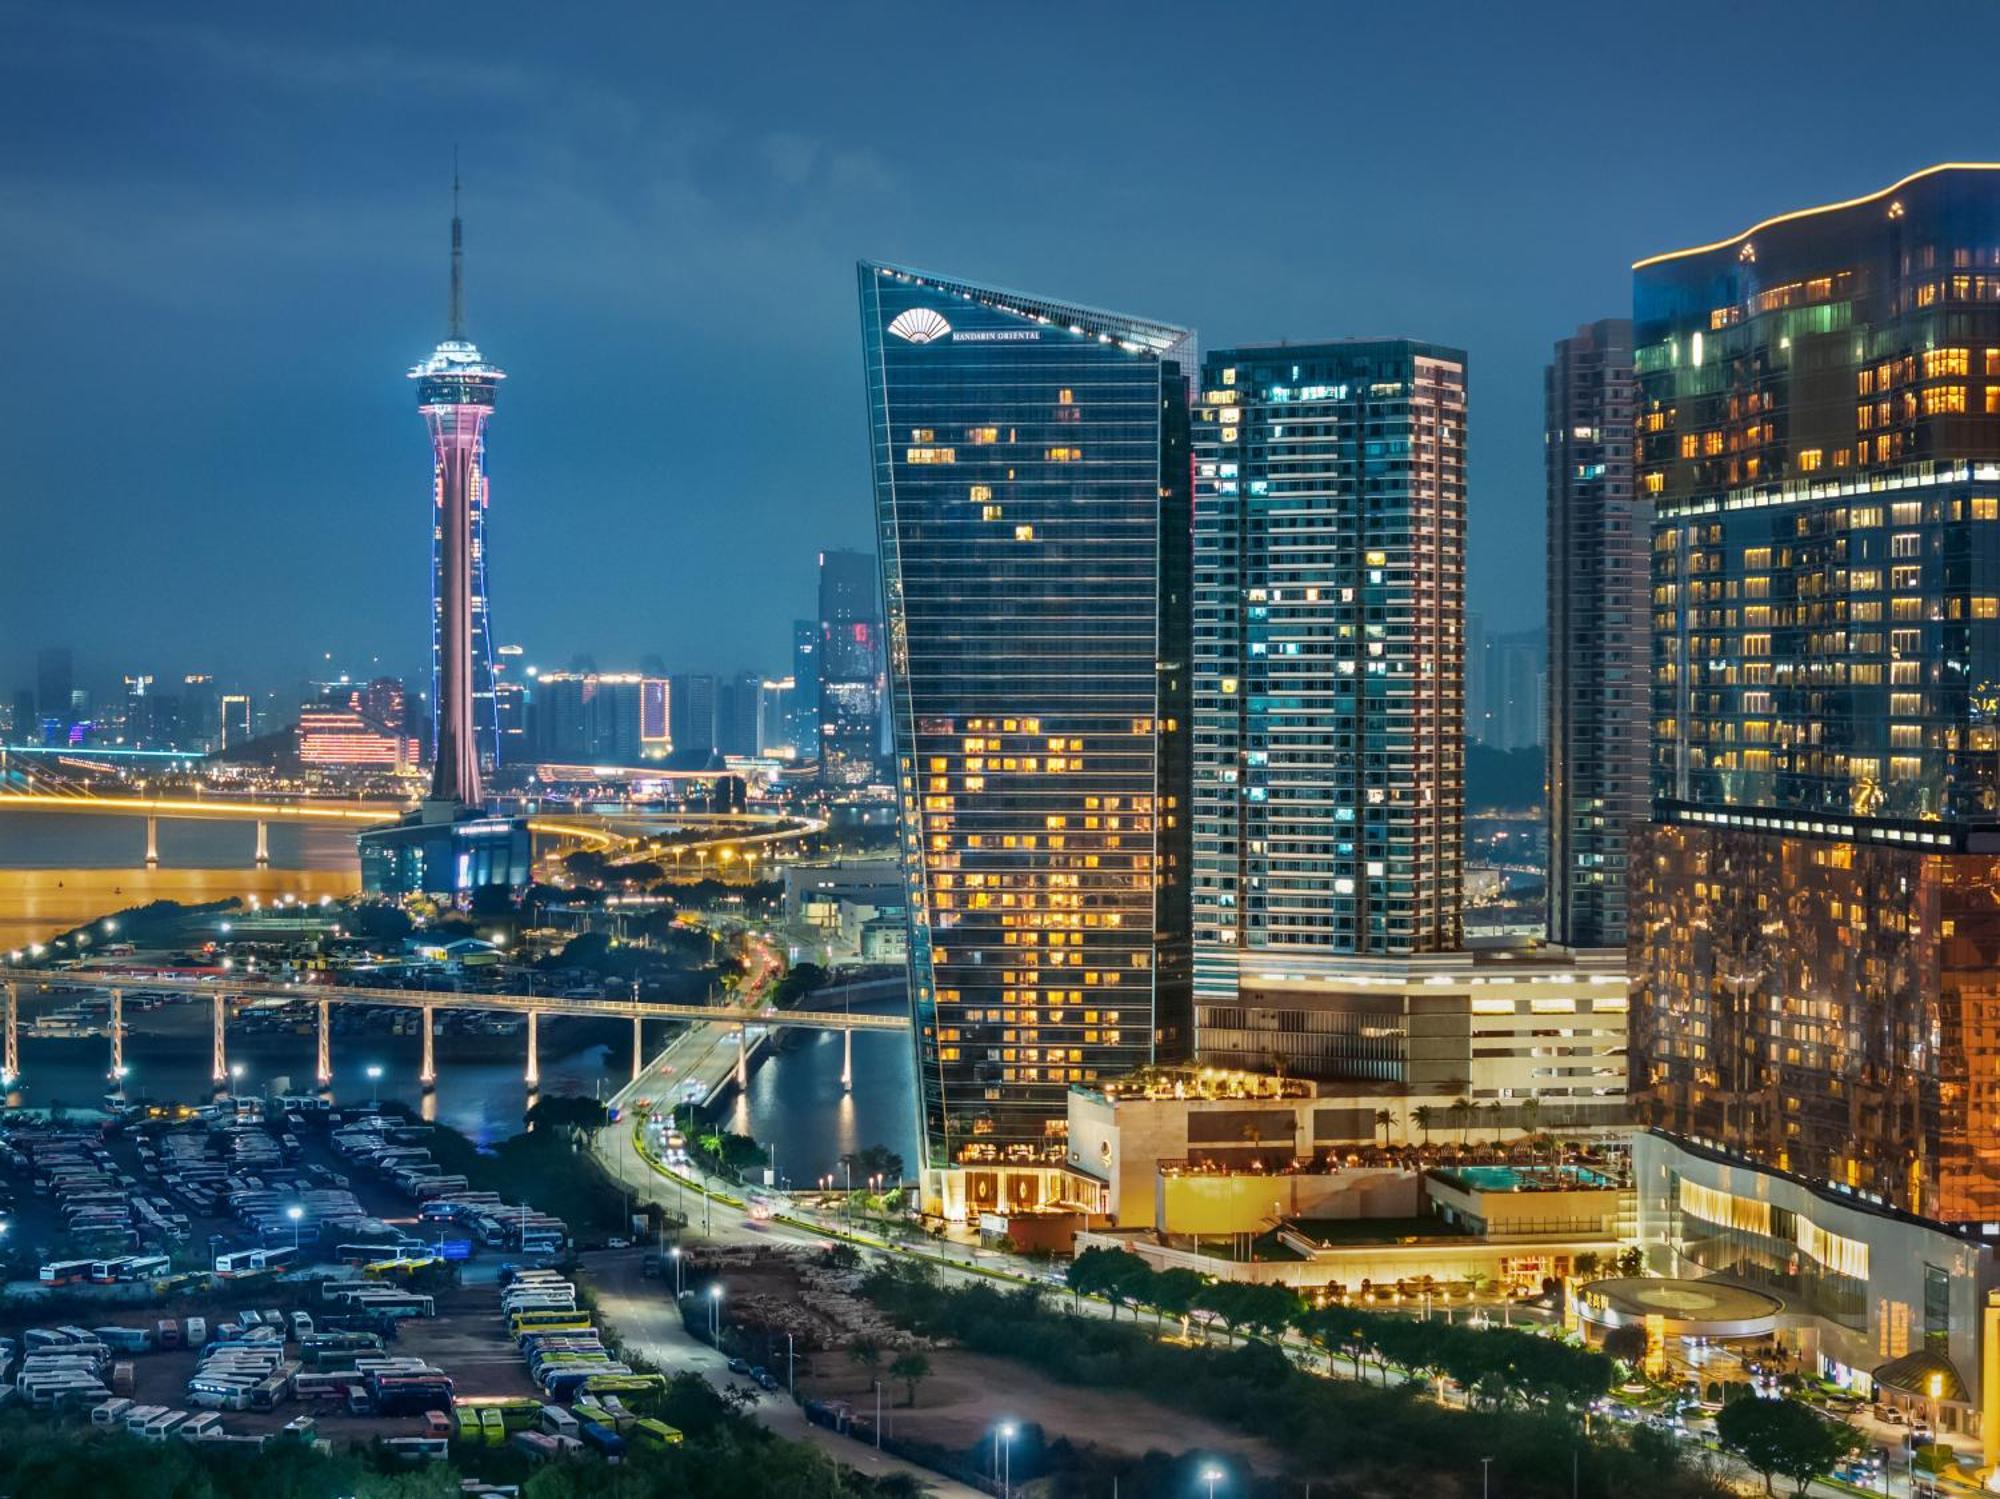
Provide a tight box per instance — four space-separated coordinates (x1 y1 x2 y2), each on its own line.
1446 1164 1615 1191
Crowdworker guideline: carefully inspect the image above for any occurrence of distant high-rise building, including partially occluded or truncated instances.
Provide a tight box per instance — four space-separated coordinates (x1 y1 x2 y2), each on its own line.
219 693 252 749
526 673 659 764
860 260 1194 1213
298 677 417 769
757 676 796 759
1546 318 1645 949
1192 339 1468 1004
817 548 883 787
715 670 762 758
35 648 72 737
668 672 717 762
790 619 820 760
639 677 671 760
180 675 220 751
411 174 502 805
1628 168 2000 1414
493 645 527 762
1466 626 1545 752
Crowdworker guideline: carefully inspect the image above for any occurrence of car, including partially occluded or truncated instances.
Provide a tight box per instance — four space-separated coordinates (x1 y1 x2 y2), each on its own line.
727 1358 749 1376
1882 1408 1907 1425
606 1238 630 1250
755 1371 780 1392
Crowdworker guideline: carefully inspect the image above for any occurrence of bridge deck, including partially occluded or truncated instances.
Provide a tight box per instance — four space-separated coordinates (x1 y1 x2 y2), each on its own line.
13 969 908 1032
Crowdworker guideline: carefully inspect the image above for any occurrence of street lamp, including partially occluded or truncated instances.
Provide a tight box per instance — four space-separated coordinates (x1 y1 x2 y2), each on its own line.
229 1062 244 1092
1203 1466 1225 1499
367 1064 383 1107
707 1282 723 1345
287 1204 303 1252
670 1245 684 1297
997 1422 1018 1498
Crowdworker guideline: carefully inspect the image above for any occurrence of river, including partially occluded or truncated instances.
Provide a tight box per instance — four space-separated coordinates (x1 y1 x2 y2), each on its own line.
0 812 361 948
4 1006 919 1178
0 809 919 1180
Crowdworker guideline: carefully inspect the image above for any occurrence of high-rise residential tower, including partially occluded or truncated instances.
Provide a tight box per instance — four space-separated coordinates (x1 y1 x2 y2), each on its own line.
817 548 884 787
1628 166 2000 1426
1191 340 1467 1009
859 261 1194 1215
410 176 503 806
1546 319 1646 948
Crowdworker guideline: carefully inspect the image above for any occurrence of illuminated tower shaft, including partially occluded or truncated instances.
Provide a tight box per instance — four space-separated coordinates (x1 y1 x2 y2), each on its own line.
410 181 504 806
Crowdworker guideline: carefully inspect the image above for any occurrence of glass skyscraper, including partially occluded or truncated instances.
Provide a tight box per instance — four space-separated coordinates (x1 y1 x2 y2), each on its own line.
859 261 1193 1216
1191 340 1467 1014
1546 319 1646 949
1631 164 2000 1223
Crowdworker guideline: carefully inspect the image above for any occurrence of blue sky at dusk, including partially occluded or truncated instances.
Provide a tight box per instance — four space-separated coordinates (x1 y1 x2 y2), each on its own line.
6 0 1998 693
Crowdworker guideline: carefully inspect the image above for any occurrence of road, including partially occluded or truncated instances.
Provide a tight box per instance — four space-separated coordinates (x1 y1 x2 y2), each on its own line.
585 1249 985 1498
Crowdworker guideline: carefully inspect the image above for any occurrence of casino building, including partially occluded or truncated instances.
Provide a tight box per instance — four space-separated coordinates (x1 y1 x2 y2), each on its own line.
1628 163 2000 1433
857 262 1194 1218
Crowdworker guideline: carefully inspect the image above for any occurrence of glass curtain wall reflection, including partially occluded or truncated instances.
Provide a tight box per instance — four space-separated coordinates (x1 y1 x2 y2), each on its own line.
858 262 1193 1213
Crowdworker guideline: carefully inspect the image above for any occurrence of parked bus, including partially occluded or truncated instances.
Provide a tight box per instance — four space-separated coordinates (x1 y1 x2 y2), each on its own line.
38 1260 95 1285
176 1413 223 1441
629 1418 684 1449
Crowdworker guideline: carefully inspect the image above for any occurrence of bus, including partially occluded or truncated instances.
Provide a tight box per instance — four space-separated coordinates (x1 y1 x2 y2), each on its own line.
508 1310 591 1337
176 1413 223 1441
292 1370 361 1401
213 1247 293 1278
91 1255 170 1283
39 1260 95 1285
629 1418 683 1449
187 1376 259 1411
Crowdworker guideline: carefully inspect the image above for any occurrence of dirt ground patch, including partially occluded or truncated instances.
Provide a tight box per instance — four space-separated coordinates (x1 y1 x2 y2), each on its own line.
803 1349 1280 1472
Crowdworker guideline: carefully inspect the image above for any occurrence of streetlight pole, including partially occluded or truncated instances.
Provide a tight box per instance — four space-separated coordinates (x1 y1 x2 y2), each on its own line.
997 1422 1016 1498
1481 1456 1492 1499
367 1063 382 1108
1203 1467 1224 1499
708 1283 722 1346
287 1204 302 1253
670 1246 684 1298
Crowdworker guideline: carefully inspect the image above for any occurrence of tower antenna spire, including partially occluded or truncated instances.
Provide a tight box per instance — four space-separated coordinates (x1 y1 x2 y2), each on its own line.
448 148 465 340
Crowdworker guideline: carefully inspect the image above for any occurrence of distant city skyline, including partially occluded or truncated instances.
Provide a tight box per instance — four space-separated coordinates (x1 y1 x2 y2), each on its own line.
10 3 1991 688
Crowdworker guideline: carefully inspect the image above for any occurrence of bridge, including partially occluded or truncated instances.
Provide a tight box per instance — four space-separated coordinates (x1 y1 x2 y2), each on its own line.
0 968 908 1100
0 789 823 866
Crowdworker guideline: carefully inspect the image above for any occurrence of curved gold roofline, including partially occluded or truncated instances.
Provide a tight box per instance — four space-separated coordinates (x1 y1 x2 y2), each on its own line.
1632 162 2000 271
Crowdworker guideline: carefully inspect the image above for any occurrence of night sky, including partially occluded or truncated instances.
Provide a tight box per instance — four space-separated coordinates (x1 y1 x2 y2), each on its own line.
6 0 1998 696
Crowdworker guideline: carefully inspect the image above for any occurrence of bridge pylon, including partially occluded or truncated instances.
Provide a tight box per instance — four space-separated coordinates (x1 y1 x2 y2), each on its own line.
3 981 17 1089
316 1000 332 1087
211 993 228 1089
524 1010 539 1091
145 816 159 867
420 1002 436 1091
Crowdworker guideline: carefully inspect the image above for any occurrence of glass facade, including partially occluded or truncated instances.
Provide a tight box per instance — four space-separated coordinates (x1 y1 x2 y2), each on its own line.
1631 166 2000 1225
858 262 1193 1192
1640 166 2000 832
1190 340 1466 1007
1546 319 1647 948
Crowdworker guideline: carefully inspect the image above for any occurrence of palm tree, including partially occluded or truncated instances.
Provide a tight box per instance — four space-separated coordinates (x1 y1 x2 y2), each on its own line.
1373 1109 1396 1148
1412 1105 1435 1148
1453 1097 1474 1147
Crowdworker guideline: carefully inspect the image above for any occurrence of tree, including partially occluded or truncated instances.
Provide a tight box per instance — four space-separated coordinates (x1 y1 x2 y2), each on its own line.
1373 1109 1396 1147
1412 1105 1436 1147
1066 1246 1153 1320
847 1337 883 1376
1572 1251 1602 1279
888 1351 931 1407
1149 1267 1206 1328
1715 1395 1864 1496
1617 1245 1646 1278
1453 1096 1474 1146
1601 1323 1648 1366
